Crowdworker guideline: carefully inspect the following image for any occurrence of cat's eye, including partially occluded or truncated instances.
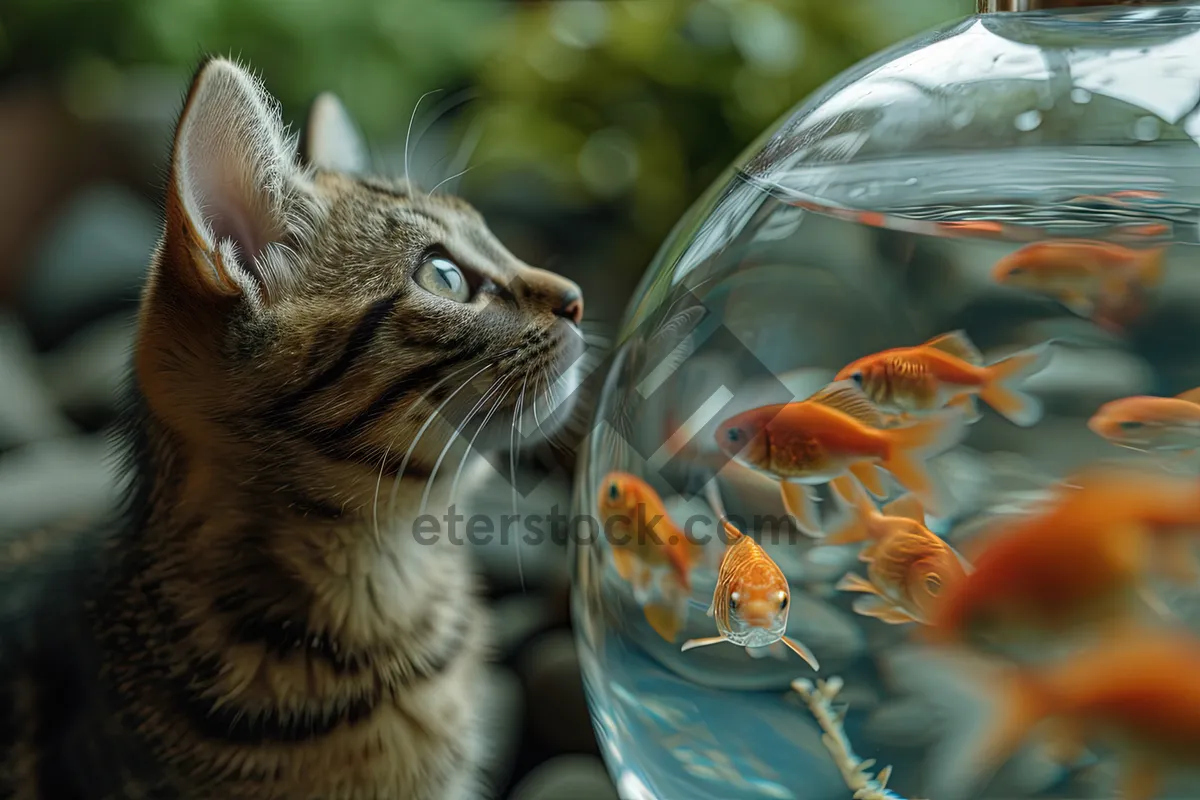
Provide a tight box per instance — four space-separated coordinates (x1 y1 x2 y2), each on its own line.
415 254 471 303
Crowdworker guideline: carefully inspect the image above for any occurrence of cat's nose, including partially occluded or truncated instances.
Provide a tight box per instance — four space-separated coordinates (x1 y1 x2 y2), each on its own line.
556 287 584 325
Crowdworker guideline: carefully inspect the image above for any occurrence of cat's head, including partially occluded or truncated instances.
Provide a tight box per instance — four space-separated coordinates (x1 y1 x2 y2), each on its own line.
135 57 586 502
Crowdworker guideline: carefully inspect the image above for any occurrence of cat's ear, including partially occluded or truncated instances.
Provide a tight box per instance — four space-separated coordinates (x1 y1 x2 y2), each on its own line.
301 92 368 175
161 56 307 305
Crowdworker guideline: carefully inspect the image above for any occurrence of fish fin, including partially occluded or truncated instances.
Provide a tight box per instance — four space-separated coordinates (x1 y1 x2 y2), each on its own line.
1135 247 1166 288
1042 717 1088 766
631 563 656 605
642 604 681 642
808 380 884 428
961 665 1052 797
781 636 820 671
924 330 984 366
849 461 889 498
1155 532 1200 585
946 393 983 423
835 572 882 595
1058 290 1096 318
1119 756 1163 800
662 541 694 593
611 548 637 581
851 595 919 624
979 342 1052 427
829 474 857 505
680 636 727 652
882 493 925 522
825 473 878 547
1176 386 1200 405
780 482 824 538
824 514 871 547
881 411 967 517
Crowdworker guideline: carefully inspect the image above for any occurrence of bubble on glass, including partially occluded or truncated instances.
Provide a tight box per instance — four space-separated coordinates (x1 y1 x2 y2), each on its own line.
1133 116 1162 142
1014 110 1042 132
950 108 974 129
1070 88 1092 104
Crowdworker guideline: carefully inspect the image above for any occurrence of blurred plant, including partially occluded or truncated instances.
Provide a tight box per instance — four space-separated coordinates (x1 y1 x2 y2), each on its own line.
0 0 502 139
465 0 972 274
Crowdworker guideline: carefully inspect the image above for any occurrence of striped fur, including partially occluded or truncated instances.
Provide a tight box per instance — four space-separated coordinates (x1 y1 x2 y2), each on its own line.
0 57 585 799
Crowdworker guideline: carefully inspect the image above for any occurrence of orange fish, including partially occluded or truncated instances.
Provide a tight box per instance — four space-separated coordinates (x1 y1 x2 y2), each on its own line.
990 239 1164 322
680 508 819 669
1088 387 1200 454
826 481 968 625
965 628 1200 800
597 471 704 642
834 330 1051 428
924 466 1200 651
714 381 967 538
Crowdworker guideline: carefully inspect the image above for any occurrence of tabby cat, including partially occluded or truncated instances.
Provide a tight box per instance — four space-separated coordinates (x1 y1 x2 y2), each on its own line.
0 56 585 799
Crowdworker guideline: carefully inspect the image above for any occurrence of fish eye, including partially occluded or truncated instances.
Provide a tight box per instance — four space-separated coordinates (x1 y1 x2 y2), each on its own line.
607 482 620 501
726 428 741 443
925 574 943 596
779 595 788 611
728 593 739 612
1118 420 1144 431
1007 266 1025 276
849 372 864 386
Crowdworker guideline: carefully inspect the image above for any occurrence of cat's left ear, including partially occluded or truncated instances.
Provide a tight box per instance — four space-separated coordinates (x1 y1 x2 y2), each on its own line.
301 92 368 174
162 57 311 306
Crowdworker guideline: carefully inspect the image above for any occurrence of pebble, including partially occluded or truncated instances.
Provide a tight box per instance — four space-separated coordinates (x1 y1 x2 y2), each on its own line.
491 593 557 660
478 666 525 794
0 433 115 534
0 314 76 450
507 755 617 800
515 631 598 755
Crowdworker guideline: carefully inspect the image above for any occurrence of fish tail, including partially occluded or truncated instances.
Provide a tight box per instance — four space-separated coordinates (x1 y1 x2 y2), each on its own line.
825 479 878 546
644 569 692 643
881 411 967 517
980 343 1052 427
966 666 1054 793
1176 386 1200 405
1137 246 1166 287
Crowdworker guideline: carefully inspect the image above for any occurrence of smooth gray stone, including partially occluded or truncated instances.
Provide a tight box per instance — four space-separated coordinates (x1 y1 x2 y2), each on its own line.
0 433 115 533
19 183 157 338
39 311 135 417
479 665 524 796
0 315 76 449
515 631 596 755
507 755 617 800
491 593 555 659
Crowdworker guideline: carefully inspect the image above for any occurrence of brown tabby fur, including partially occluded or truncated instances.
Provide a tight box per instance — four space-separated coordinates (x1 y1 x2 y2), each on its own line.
0 56 585 799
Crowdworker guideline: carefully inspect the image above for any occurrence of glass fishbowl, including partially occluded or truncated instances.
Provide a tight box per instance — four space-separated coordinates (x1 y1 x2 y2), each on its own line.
570 2 1200 799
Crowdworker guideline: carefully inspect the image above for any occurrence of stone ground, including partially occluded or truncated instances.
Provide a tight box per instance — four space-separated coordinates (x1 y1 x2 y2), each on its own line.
1 183 619 800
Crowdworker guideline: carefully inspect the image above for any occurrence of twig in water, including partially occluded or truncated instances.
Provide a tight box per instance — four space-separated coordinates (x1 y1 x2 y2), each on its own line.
790 677 929 800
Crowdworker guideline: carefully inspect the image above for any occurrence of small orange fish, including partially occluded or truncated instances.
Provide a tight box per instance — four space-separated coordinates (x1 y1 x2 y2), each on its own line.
924 466 1200 650
826 481 968 625
715 381 967 537
990 239 1164 322
834 330 1051 428
680 509 819 669
597 471 704 643
965 628 1200 800
1088 387 1200 454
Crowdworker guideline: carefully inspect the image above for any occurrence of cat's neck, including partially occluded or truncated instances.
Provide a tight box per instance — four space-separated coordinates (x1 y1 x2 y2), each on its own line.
107 397 478 649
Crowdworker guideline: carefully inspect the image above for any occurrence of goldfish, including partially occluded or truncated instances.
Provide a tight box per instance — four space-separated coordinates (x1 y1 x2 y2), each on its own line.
826 481 968 625
597 471 705 643
989 239 1164 324
834 330 1051 428
924 466 1200 651
964 628 1200 800
715 380 967 538
679 503 819 669
1088 387 1200 454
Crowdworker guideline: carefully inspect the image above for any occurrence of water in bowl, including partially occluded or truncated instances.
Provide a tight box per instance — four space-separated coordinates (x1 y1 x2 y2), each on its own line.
572 143 1200 800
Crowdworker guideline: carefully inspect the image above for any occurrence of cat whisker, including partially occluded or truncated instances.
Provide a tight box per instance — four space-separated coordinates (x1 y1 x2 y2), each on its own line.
419 373 516 517
510 376 528 592
431 113 485 196
370 441 393 548
386 354 511 517
405 89 443 187
430 165 477 197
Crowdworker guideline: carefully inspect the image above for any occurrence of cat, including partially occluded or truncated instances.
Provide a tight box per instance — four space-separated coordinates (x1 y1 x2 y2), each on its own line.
0 56 586 799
